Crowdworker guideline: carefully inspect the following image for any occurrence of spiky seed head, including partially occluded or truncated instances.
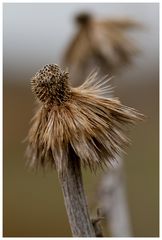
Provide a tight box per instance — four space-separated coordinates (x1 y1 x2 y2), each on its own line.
31 64 71 106
64 14 141 79
75 13 92 26
27 64 143 173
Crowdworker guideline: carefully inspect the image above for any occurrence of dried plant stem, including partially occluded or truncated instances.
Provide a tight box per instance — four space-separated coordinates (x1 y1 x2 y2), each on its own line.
99 158 132 237
57 157 96 237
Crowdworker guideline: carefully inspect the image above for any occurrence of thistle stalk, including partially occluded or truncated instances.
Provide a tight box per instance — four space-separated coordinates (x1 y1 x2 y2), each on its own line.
57 157 95 236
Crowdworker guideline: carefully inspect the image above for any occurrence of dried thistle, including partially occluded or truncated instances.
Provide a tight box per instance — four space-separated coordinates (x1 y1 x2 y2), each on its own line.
63 13 141 81
26 64 143 237
27 64 142 173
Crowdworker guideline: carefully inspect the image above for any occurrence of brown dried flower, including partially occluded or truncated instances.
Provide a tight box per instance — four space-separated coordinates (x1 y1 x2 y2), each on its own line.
63 13 141 81
27 64 142 173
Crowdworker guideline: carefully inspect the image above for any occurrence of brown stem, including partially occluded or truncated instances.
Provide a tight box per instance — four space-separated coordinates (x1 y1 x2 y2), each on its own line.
57 157 96 237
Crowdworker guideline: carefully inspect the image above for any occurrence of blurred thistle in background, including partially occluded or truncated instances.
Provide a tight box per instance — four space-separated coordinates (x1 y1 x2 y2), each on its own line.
63 13 141 84
3 2 159 237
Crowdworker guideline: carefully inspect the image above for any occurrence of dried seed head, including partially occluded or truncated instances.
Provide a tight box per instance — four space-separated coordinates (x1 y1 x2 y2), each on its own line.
64 14 141 81
31 64 71 106
27 64 143 173
75 13 92 26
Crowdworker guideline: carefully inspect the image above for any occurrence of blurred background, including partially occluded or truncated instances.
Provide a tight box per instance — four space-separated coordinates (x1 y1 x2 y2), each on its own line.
3 3 159 237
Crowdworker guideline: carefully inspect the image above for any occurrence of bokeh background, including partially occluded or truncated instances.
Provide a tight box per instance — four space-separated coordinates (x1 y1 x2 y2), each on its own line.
3 3 159 237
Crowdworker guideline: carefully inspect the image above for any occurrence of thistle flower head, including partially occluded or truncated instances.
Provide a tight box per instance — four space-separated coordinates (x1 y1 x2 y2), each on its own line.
31 64 71 106
27 64 143 173
64 14 142 81
75 13 92 26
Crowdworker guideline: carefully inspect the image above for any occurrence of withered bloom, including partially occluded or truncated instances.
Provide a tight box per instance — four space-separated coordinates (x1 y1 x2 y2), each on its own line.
63 13 141 81
27 64 142 173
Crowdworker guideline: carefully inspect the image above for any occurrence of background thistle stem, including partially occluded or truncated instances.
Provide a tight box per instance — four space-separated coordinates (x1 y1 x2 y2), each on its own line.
57 158 96 237
98 157 132 237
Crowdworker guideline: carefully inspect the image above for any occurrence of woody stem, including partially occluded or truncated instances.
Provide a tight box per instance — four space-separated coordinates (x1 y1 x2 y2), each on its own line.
57 157 96 237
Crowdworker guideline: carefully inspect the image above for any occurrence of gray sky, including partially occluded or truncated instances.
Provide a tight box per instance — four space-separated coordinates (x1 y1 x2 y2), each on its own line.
3 3 159 84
